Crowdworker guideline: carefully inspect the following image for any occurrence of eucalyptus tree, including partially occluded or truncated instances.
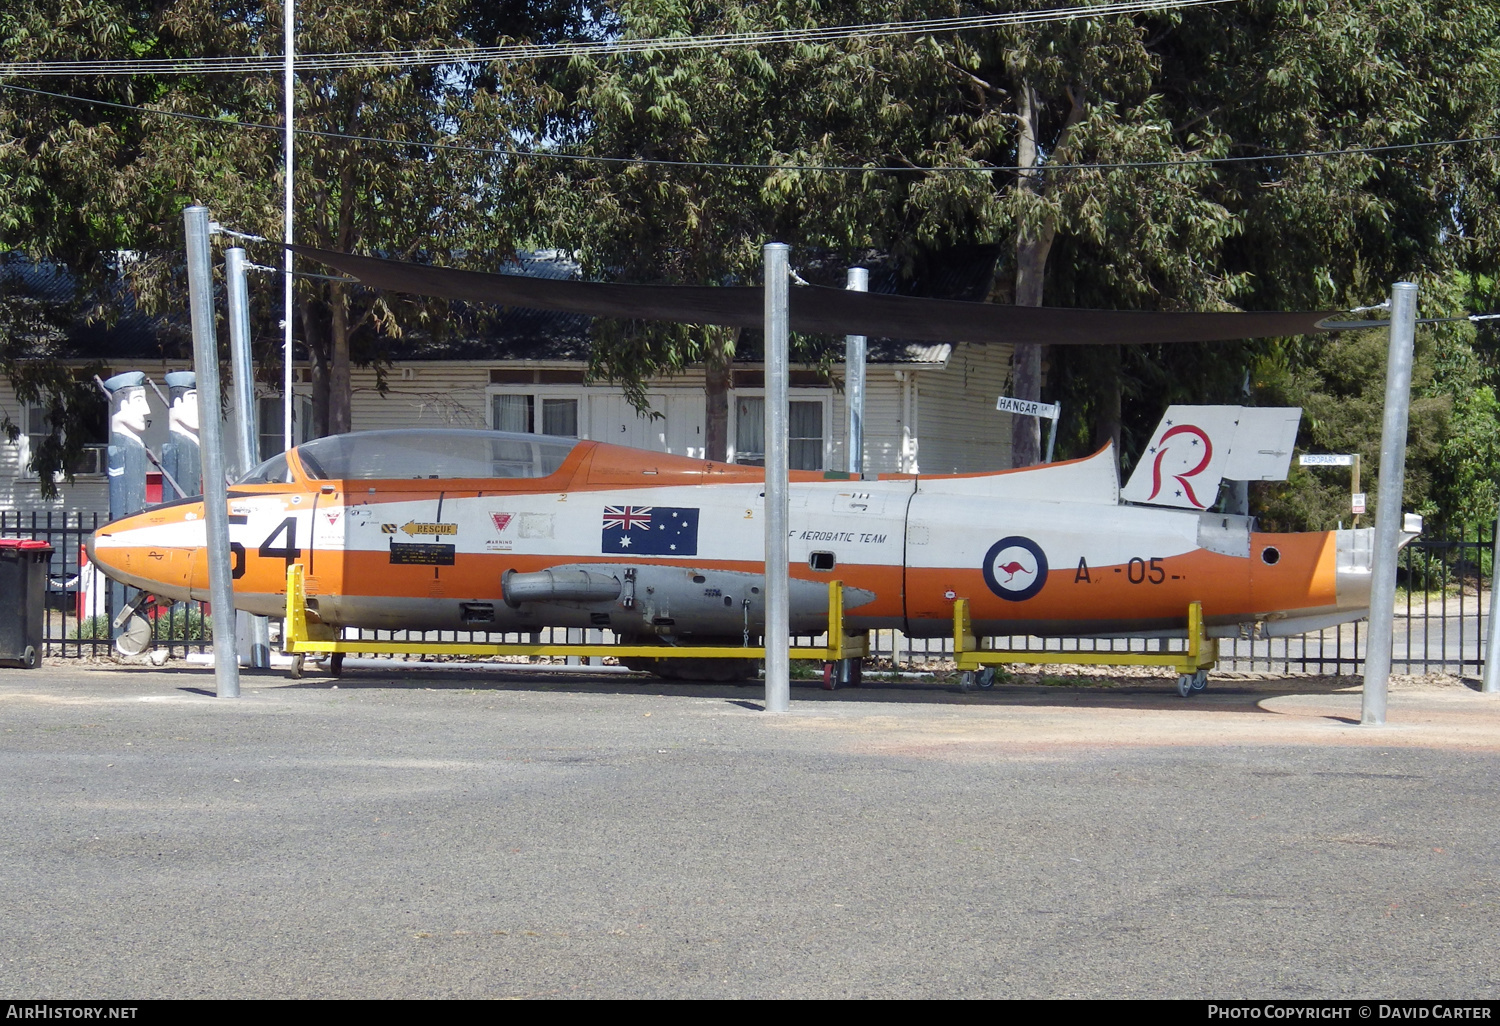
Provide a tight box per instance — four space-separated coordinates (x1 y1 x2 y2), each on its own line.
0 0 176 489
112 0 559 437
544 0 1499 474
543 0 1243 464
4 0 566 447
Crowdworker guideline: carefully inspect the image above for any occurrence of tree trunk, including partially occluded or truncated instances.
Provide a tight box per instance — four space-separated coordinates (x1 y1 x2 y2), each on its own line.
328 281 352 436
1010 79 1050 468
702 326 738 462
705 355 731 462
301 296 331 441
1092 344 1123 460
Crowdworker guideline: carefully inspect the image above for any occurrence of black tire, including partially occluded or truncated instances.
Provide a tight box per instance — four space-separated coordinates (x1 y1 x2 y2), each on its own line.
22 645 37 669
329 652 344 678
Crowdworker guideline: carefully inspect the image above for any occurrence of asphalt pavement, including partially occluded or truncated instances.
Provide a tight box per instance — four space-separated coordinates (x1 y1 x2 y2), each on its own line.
3 663 1499 999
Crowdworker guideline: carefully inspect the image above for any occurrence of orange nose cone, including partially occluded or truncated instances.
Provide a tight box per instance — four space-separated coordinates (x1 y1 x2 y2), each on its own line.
89 503 207 601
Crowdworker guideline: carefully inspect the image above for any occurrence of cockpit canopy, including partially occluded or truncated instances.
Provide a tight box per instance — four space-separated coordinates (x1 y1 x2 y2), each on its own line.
236 430 580 484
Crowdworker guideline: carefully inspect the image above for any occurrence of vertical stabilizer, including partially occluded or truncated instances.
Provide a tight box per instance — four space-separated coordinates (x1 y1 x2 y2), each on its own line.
1122 406 1300 509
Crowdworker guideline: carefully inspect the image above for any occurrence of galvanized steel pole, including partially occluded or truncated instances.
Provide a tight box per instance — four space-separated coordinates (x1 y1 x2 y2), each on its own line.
1484 513 1500 693
184 206 241 699
282 0 296 452
226 247 272 669
1361 281 1418 726
225 248 259 479
764 243 791 713
844 267 868 475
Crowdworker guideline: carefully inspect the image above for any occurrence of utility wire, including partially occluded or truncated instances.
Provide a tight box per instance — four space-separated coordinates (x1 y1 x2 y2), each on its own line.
0 0 1228 77
3 80 1496 176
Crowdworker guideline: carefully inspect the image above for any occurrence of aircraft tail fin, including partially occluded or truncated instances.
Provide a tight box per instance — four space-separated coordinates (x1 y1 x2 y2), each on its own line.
1121 406 1300 510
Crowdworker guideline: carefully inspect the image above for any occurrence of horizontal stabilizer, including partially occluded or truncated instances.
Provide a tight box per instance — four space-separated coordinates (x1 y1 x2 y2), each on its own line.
1122 406 1301 510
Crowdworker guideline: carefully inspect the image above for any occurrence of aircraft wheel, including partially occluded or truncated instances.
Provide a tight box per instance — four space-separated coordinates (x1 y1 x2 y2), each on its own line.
289 653 305 680
114 612 153 657
329 652 344 678
1190 669 1209 692
1176 673 1194 698
976 667 997 689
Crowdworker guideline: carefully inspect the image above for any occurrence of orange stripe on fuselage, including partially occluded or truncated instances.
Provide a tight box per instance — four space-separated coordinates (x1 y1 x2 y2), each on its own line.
905 531 1338 625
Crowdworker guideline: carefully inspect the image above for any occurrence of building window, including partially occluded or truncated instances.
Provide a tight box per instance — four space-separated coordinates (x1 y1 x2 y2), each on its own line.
18 402 107 478
732 395 826 471
490 393 579 437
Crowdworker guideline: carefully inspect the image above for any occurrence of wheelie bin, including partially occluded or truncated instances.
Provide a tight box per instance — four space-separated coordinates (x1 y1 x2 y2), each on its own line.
0 538 53 668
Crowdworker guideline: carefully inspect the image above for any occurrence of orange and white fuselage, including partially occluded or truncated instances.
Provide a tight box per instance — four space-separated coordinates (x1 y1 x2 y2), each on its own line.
87 428 1374 643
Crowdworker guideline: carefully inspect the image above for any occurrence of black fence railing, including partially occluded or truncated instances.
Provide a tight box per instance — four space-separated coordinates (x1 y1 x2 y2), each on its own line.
3 512 1493 676
0 511 212 660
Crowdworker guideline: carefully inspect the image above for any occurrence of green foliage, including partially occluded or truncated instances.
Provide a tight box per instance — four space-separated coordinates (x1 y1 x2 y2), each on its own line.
2 0 565 438
1250 311 1500 534
68 615 109 640
69 606 211 641
3 0 1499 519
150 605 211 641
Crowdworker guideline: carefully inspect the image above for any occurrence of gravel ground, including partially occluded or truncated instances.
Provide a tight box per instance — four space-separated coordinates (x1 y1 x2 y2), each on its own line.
2 662 1499 999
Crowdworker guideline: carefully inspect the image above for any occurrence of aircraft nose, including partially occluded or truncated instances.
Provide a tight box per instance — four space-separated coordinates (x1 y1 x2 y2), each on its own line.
1335 527 1374 611
89 508 203 601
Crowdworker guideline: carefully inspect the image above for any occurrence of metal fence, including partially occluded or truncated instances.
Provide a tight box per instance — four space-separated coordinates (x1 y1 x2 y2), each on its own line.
0 511 211 660
4 510 1492 676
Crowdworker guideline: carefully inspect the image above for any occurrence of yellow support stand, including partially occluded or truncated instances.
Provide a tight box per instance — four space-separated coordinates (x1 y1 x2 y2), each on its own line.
282 564 867 676
951 596 1218 695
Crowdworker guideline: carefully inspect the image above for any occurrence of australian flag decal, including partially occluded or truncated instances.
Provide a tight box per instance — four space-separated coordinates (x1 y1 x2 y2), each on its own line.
601 505 700 556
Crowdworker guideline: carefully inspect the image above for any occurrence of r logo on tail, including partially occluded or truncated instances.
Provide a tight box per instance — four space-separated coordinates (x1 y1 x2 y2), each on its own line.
1121 405 1301 510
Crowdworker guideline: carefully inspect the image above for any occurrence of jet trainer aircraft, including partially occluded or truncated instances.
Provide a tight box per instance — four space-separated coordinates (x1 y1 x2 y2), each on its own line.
87 406 1399 684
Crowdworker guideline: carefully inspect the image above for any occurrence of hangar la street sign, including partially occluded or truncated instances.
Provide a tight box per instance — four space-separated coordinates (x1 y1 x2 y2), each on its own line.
995 395 1060 420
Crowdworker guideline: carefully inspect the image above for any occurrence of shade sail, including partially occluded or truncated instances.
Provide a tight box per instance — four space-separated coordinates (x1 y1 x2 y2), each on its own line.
291 245 1339 347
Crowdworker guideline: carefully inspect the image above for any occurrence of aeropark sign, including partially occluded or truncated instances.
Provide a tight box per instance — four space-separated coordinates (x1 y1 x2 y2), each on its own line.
1207 1006 1492 1020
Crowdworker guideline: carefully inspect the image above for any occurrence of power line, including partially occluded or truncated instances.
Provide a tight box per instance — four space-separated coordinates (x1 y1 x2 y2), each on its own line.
4 80 1496 176
0 0 1229 77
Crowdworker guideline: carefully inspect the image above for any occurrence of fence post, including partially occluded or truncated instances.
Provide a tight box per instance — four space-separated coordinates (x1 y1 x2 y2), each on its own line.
1483 517 1500 693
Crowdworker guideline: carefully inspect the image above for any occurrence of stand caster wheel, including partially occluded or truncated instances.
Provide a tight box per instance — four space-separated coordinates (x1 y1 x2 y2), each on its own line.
1176 673 1193 698
976 667 996 689
1190 669 1209 692
959 670 975 692
329 652 344 678
289 653 305 680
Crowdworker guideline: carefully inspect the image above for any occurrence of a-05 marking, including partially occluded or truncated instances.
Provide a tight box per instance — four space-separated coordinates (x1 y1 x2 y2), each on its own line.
1121 556 1166 584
